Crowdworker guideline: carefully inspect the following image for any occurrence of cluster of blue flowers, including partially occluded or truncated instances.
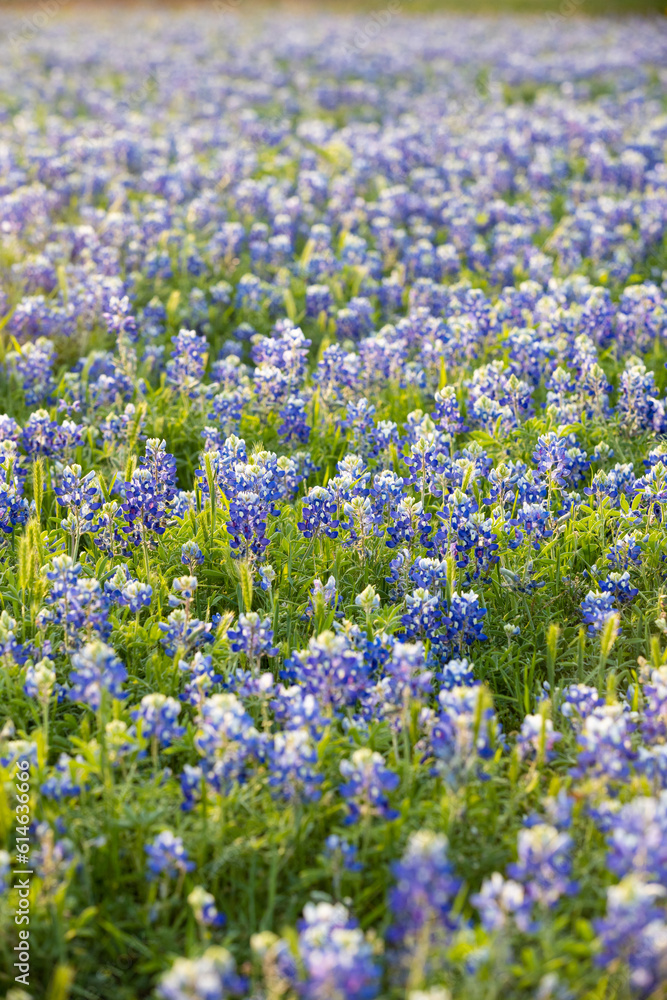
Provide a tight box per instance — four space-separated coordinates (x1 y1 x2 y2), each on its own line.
2 6 667 998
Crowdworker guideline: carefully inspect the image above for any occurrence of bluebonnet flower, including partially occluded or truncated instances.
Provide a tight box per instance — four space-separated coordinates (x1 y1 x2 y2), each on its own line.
169 576 199 609
258 563 277 592
55 464 101 517
617 361 662 433
6 337 56 405
40 752 87 801
23 657 56 702
388 830 461 967
385 641 432 697
0 610 27 665
181 540 204 570
268 728 322 804
427 683 502 770
180 651 222 706
118 439 177 547
339 398 380 459
505 501 552 552
313 344 360 403
305 576 339 620
598 571 638 604
270 685 328 737
140 296 167 339
533 433 572 488
286 632 368 715
471 872 533 933
517 713 561 762
207 389 248 439
0 740 38 771
132 694 184 746
158 947 246 1000
595 876 667 998
191 693 260 799
0 453 30 535
339 747 399 824
278 395 310 444
640 665 667 744
343 496 384 555
355 584 380 618
634 462 667 520
441 590 488 651
187 886 226 928
119 579 153 613
103 295 138 342
228 613 278 661
573 703 636 782
305 284 333 319
605 792 667 884
295 902 381 1000
103 565 133 603
561 684 604 729
433 386 467 437
37 556 113 645
160 608 213 658
226 490 273 560
22 409 61 458
401 588 441 643
145 831 194 879
408 556 448 595
438 657 476 690
166 328 208 395
68 641 127 710
324 834 362 874
580 591 619 635
386 497 433 551
507 824 575 909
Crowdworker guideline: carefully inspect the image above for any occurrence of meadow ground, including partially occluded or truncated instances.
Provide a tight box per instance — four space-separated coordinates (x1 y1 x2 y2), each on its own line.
1 4 667 999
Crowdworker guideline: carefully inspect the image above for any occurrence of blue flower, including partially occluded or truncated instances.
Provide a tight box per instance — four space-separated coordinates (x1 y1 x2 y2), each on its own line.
339 747 399 824
296 902 381 1000
68 641 127 710
132 694 184 746
145 830 194 879
388 830 461 962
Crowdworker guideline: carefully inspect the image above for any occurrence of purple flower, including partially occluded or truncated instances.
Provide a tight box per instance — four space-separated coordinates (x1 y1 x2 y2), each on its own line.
187 886 226 929
580 590 618 635
181 540 204 569
268 728 322 804
471 872 533 933
388 830 461 961
339 748 399 824
296 902 381 1000
158 947 245 1000
278 395 310 444
297 487 340 540
166 328 208 395
145 830 194 879
517 713 561 762
228 612 278 660
595 876 667 997
324 834 362 873
132 694 184 746
286 632 368 716
68 641 127 710
507 824 574 909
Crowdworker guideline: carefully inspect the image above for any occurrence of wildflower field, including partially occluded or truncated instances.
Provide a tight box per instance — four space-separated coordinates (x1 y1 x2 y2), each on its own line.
2 5 667 999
